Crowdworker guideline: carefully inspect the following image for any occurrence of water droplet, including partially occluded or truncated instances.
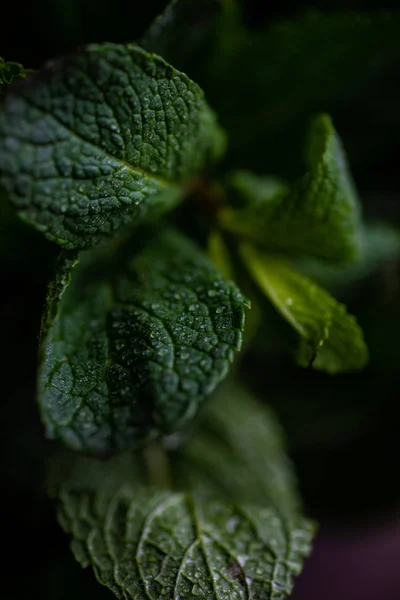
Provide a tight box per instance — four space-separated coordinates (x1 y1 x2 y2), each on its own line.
226 517 239 533
237 555 248 567
285 298 293 306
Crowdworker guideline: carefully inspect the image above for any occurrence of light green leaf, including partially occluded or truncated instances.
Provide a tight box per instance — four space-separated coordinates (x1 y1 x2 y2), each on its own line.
172 382 301 514
221 115 361 262
53 383 315 600
240 244 368 373
0 43 225 249
207 229 234 280
38 228 249 455
140 0 223 74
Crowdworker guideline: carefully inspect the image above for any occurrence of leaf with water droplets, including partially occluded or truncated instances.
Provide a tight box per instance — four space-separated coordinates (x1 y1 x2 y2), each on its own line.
240 244 368 374
53 383 315 599
38 228 249 454
0 43 225 249
221 115 362 263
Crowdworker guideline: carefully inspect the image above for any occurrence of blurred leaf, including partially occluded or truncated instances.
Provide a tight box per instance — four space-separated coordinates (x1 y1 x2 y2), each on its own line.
203 10 400 177
140 0 223 73
240 244 368 373
173 381 302 514
221 115 361 263
207 228 234 279
224 169 287 209
296 222 400 292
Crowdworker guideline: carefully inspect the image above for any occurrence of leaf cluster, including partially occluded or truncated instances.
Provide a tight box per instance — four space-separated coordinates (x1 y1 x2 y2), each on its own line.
1 1 400 598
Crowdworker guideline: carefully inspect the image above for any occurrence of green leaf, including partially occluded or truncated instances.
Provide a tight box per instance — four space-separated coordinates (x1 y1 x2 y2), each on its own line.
221 115 361 263
224 170 287 209
53 384 315 600
172 382 301 514
38 228 249 455
240 244 368 373
296 223 400 292
140 0 223 74
207 229 234 280
0 43 225 249
204 10 400 175
0 57 30 96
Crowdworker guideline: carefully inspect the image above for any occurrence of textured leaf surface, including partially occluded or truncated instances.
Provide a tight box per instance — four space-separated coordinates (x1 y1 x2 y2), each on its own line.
221 115 361 262
204 10 400 174
0 43 225 249
54 384 315 600
172 382 301 514
240 244 368 373
140 0 222 74
38 228 249 454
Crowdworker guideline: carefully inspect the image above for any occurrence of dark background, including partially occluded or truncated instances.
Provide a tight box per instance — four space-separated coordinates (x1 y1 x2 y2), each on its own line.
2 1 400 599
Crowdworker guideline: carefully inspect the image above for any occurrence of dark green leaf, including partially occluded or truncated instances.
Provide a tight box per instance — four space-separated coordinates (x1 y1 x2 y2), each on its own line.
0 43 225 249
204 10 400 175
140 0 223 74
38 228 249 454
221 115 361 262
240 244 368 373
53 383 315 599
172 382 301 514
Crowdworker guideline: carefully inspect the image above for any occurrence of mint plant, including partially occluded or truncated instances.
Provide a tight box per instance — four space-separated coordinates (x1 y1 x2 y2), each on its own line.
1 1 399 598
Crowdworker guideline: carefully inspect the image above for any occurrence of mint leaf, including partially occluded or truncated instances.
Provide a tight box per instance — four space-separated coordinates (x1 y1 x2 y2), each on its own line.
221 115 361 262
0 57 30 96
38 228 249 454
205 11 400 174
0 43 225 249
140 0 222 74
296 223 400 292
173 382 301 514
53 384 315 599
240 244 368 373
207 229 234 280
224 170 287 209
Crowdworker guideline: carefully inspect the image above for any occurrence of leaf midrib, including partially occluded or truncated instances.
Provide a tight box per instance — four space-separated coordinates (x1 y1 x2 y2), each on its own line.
20 91 184 190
